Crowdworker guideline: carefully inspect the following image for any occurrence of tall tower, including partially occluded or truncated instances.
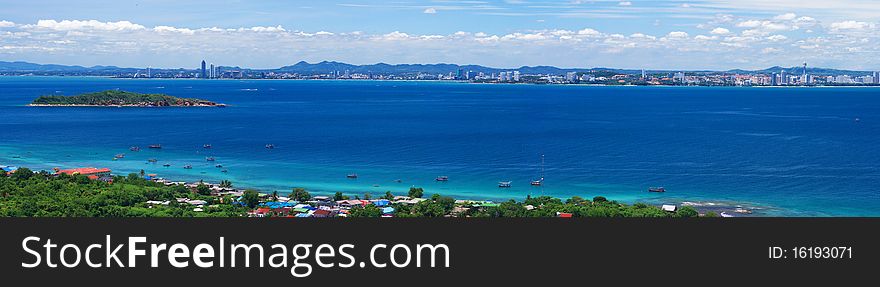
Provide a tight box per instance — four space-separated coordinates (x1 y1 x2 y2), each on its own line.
201 60 207 79
210 63 215 79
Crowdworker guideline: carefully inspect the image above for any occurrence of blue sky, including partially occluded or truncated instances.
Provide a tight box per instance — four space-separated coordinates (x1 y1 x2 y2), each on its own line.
0 0 878 70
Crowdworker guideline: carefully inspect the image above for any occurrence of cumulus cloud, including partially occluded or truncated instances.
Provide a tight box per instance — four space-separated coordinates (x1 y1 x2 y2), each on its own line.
710 27 730 35
0 20 15 28
423 8 437 14
829 20 875 32
773 13 797 20
32 19 145 31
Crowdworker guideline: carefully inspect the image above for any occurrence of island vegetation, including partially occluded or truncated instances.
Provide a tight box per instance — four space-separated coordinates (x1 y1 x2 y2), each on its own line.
29 90 224 107
0 167 703 218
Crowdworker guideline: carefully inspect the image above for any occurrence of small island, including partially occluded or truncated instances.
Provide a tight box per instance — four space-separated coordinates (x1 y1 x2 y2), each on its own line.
29 90 225 107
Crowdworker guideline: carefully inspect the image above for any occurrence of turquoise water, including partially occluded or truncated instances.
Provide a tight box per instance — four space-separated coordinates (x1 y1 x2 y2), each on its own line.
1 77 879 216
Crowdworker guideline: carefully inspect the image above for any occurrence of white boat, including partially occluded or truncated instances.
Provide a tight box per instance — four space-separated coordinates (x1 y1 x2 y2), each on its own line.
498 181 512 188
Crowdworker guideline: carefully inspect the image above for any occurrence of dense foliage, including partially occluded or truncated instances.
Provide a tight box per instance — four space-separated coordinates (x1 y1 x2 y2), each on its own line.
0 169 247 217
30 90 218 106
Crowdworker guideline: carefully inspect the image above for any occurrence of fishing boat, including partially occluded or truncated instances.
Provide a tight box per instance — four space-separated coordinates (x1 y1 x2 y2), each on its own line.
148 144 162 149
648 187 666 193
114 153 125 159
265 144 275 149
183 165 192 169
394 179 403 183
203 144 212 149
221 169 228 173
205 157 215 161
215 164 223 168
498 181 512 188
531 154 545 186
147 158 158 163
129 146 140 152
435 176 449 182
162 163 171 167
346 173 358 179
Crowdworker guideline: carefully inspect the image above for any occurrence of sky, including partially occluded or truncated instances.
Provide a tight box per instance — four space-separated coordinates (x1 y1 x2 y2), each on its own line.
0 0 878 70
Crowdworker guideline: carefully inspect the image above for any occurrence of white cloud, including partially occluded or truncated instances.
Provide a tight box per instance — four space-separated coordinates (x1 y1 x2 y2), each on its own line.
773 13 797 20
829 20 875 31
424 8 437 14
618 1 632 6
666 31 689 38
0 20 15 28
577 28 601 36
766 34 787 41
33 19 145 31
736 20 761 28
694 35 718 40
710 27 730 35
153 26 194 35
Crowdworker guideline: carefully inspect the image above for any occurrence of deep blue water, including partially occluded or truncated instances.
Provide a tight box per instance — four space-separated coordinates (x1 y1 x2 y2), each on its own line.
1 77 879 216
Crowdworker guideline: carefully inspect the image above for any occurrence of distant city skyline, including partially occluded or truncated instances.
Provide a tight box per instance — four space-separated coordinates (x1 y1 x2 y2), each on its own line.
0 0 878 70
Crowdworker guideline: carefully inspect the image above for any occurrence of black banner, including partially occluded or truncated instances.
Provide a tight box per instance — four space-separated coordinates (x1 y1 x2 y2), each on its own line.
0 218 876 285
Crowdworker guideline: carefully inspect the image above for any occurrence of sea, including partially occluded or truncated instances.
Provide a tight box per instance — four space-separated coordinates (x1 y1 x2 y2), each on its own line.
1 76 878 216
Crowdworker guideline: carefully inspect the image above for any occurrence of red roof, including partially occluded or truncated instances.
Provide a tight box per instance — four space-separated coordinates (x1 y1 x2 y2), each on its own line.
558 213 573 218
57 167 111 176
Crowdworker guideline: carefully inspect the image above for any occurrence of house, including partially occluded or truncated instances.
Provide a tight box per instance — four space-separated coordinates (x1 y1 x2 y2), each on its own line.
381 207 395 214
557 212 573 218
337 199 366 208
312 209 335 218
312 196 331 202
661 205 677 212
56 167 111 177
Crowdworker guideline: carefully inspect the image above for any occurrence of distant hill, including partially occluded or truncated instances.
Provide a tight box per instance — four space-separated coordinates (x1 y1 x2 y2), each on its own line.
0 60 873 76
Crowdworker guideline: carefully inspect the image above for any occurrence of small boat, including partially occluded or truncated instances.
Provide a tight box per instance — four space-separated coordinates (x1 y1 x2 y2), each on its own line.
435 176 449 182
183 165 192 169
394 179 403 183
147 158 158 163
203 144 212 149
720 212 734 218
373 184 380 187
498 181 512 188
648 187 666 193
129 146 141 151
205 157 215 161
162 163 171 167
531 154 545 186
265 144 275 149
148 144 162 149
221 169 228 173
114 153 125 159
346 173 358 179
215 164 223 168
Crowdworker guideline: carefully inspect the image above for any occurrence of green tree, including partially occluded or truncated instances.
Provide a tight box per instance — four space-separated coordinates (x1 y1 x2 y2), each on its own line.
384 191 394 200
291 188 311 202
592 196 608 203
363 193 371 200
241 189 260 208
408 187 424 198
334 191 345 201
219 180 233 188
196 183 211 196
675 206 699 218
11 168 34 181
349 204 382 217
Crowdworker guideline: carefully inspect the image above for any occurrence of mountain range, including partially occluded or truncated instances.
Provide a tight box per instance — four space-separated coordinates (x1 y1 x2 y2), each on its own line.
0 60 873 76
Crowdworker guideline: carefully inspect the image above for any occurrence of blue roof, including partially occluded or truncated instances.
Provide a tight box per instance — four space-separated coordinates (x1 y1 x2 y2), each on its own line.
295 213 311 217
382 207 395 213
374 199 391 206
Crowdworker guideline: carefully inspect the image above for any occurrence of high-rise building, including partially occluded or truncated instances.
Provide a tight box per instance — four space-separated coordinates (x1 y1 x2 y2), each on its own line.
874 71 880 84
200 60 207 79
513 71 520 82
455 69 464 80
209 63 215 79
770 73 778 86
780 69 786 85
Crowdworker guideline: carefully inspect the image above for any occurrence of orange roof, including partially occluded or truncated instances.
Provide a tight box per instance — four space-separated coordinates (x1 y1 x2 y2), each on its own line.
57 167 111 176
